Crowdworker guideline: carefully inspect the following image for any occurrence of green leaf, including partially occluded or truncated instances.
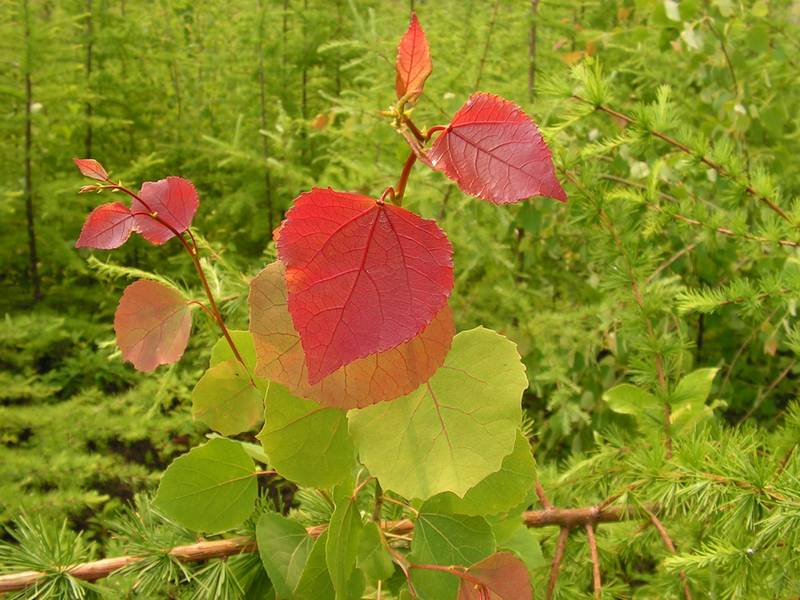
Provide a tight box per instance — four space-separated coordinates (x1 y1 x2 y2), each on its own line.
211 330 258 371
671 368 719 405
357 522 394 583
425 431 535 516
192 360 263 436
409 502 496 599
500 526 546 574
154 438 257 533
258 383 356 488
348 327 526 499
326 485 364 599
255 512 313 599
294 530 334 599
603 383 659 415
295 532 364 600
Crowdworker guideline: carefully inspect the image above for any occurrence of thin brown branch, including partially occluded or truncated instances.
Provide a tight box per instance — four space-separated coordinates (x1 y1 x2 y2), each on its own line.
585 523 602 600
535 481 553 509
645 509 692 600
546 527 570 600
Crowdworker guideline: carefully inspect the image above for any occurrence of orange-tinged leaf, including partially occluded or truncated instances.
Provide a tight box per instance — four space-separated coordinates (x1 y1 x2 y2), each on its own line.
395 13 432 104
249 261 454 409
114 280 192 372
276 188 453 384
132 176 199 245
75 202 135 249
457 552 532 600
73 158 108 181
429 93 567 204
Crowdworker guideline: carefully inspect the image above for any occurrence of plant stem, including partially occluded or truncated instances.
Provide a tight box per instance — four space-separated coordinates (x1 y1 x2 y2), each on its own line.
395 152 417 205
408 563 486 590
586 522 602 599
107 182 247 368
546 526 570 600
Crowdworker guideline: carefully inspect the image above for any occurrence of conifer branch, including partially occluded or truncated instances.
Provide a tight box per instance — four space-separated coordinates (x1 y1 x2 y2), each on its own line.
0 506 653 592
572 95 791 223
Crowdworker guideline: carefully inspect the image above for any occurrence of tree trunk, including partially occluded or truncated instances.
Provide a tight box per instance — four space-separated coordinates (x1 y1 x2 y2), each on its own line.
84 0 93 157
23 0 41 303
256 0 273 235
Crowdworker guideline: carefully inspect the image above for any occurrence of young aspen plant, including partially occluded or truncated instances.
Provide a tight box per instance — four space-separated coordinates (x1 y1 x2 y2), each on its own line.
71 13 565 600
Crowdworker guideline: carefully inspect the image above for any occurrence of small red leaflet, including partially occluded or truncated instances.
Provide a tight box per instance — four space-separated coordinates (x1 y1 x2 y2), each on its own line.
75 202 135 250
429 93 567 204
114 280 193 372
276 188 454 384
395 13 432 104
73 158 109 181
132 177 199 245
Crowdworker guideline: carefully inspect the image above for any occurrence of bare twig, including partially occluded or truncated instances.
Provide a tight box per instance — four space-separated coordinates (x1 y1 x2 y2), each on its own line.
546 527 571 600
585 523 602 599
645 509 692 600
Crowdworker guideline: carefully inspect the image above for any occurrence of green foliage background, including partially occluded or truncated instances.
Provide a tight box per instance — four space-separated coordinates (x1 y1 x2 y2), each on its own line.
1 0 800 597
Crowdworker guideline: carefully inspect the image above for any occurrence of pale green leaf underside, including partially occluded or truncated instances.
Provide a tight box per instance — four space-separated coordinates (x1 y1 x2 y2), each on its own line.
258 383 356 488
348 327 527 499
154 438 257 533
191 359 263 436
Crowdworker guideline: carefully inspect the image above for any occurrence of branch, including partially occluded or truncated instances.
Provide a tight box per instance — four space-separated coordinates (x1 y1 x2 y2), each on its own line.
585 523 601 600
546 527 570 600
573 96 791 223
0 507 653 592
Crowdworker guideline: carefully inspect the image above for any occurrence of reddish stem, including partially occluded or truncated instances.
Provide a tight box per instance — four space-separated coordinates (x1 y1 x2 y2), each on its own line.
108 181 247 369
395 152 417 206
586 523 602 599
400 114 426 144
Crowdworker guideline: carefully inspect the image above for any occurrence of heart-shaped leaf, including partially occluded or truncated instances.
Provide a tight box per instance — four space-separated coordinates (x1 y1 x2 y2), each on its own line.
429 93 567 204
395 13 432 104
277 188 453 384
114 279 192 372
249 261 454 409
75 202 135 249
154 438 257 533
348 327 527 499
132 176 199 245
73 157 108 181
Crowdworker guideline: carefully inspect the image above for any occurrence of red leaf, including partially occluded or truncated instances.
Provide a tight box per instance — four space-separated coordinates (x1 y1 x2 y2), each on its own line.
114 280 193 372
75 202 135 250
395 13 432 104
276 188 453 384
429 93 567 204
249 261 454 409
132 176 199 245
73 158 108 181
457 553 532 600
